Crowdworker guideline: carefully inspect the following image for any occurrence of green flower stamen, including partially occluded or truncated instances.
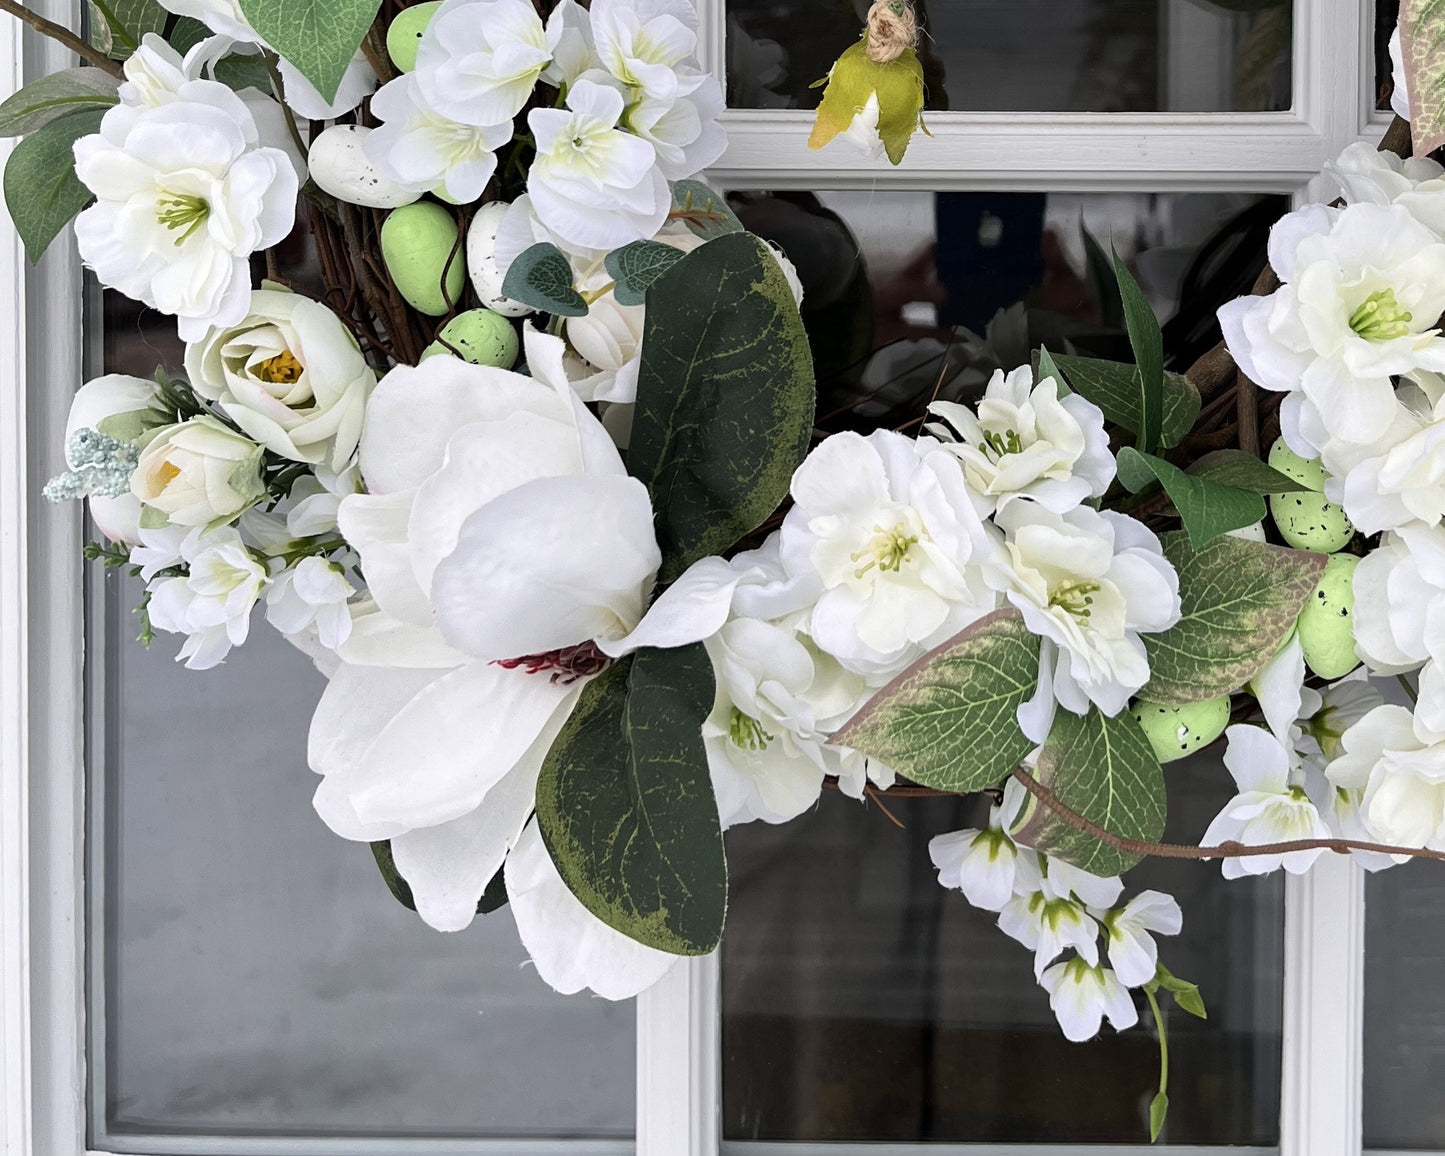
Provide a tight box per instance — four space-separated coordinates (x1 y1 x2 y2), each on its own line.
155 193 210 246
852 522 920 578
983 428 1024 459
729 708 772 751
1049 579 1101 620
1349 288 1413 342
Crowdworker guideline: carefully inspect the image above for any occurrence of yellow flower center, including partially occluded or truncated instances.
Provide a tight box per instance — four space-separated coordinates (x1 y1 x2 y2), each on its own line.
851 521 919 578
1350 288 1413 342
154 193 210 246
256 350 304 384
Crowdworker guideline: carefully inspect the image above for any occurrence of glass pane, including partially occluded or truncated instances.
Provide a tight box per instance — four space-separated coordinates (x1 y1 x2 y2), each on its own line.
719 188 1288 1148
727 0 1292 113
1376 0 1402 114
91 282 635 1141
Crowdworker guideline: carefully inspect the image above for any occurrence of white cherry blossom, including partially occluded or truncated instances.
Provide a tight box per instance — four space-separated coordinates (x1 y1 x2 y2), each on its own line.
1099 890 1182 988
415 0 566 126
1040 958 1139 1043
366 74 512 203
1351 523 1445 674
265 556 355 651
928 778 1029 911
147 525 269 669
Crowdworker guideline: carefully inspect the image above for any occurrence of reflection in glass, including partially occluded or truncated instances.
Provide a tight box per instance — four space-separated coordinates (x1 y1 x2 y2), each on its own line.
720 188 1289 1147
727 0 1292 113
1377 0 1402 113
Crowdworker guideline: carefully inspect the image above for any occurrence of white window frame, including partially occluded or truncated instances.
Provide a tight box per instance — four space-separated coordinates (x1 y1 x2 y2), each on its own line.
0 1 1391 1154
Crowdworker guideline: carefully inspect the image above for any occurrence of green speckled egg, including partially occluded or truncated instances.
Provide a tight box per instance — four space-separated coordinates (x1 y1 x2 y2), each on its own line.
1269 490 1355 552
1298 553 1361 680
386 1 442 72
421 308 519 368
1130 697 1232 764
1268 436 1326 492
381 202 466 317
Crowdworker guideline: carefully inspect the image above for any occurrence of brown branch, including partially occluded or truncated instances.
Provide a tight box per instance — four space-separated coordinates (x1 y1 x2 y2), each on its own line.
0 0 123 77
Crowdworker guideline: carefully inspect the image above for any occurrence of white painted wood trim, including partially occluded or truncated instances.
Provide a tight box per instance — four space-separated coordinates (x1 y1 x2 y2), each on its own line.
637 953 720 1156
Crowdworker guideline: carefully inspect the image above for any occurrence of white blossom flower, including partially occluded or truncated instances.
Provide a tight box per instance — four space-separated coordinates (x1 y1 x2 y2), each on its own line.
1099 890 1182 988
995 504 1180 740
131 415 265 528
998 851 1121 979
924 365 1114 516
415 0 566 125
776 428 1001 680
1201 724 1331 878
147 525 269 668
1351 523 1445 673
366 73 512 203
1218 202 1445 455
626 73 727 181
928 778 1030 911
590 0 704 103
542 0 604 90
1040 958 1139 1043
72 92 298 341
526 78 669 250
285 463 361 539
1327 141 1445 239
265 556 355 650
1300 675 1383 768
185 286 376 471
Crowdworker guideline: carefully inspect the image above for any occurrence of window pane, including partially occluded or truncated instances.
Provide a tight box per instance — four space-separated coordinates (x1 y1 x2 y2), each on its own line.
91 288 636 1143
727 0 1292 112
719 188 1288 1147
1376 0 1402 113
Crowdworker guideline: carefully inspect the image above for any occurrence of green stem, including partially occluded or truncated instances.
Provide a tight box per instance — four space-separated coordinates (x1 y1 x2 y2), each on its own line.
1146 986 1168 1096
261 50 309 162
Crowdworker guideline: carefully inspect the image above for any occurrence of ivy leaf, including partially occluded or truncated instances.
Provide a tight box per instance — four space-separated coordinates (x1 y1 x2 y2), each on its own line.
88 0 168 55
1116 447 1266 547
1113 253 1165 453
831 610 1038 793
1187 448 1312 494
630 231 815 583
1401 0 1445 155
605 240 685 307
1051 355 1200 448
499 242 588 317
1012 706 1166 877
535 645 726 955
237 0 382 103
3 108 103 263
670 179 743 240
0 69 119 137
1141 532 1327 705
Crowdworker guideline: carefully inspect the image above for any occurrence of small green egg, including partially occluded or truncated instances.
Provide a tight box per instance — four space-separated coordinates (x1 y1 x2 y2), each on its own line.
386 1 442 72
1298 552 1361 680
1130 696 1232 764
380 202 466 317
1268 436 1326 492
1269 490 1355 552
421 308 519 368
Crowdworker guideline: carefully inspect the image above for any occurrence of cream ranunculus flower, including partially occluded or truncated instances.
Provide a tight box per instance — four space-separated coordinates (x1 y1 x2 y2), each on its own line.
131 415 265 528
185 287 376 471
924 365 1114 516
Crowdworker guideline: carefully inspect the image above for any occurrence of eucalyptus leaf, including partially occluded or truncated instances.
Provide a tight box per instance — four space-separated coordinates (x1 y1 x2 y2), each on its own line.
1051 355 1200 448
0 69 119 138
1113 253 1164 453
1188 448 1311 495
831 609 1038 793
630 231 815 582
605 240 685 307
237 0 381 103
670 179 743 240
500 241 587 317
3 108 103 263
1141 532 1328 705
535 645 726 955
1116 446 1266 547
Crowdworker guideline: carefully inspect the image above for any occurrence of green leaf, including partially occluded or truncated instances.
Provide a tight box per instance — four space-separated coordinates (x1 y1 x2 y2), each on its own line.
1036 345 1069 395
1116 447 1266 547
670 179 743 240
1150 1091 1169 1142
1402 0 1445 155
535 645 726 955
213 52 275 94
1141 532 1328 705
1168 981 1207 1019
1113 253 1165 453
1081 221 1123 330
630 231 815 583
605 240 685 307
831 610 1038 793
0 69 119 137
1051 355 1200 448
500 242 587 317
237 0 381 103
1013 707 1166 877
1187 448 1312 494
88 0 168 54
3 108 103 263
166 16 212 54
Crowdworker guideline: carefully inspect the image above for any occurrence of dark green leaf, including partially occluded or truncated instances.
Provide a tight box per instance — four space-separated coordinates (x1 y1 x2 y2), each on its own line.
1116 447 1266 547
606 240 685 307
500 241 587 317
670 179 743 240
831 610 1038 793
370 841 416 910
1051 355 1200 448
213 53 275 94
1013 707 1166 876
1113 253 1165 453
89 0 168 53
1141 532 1328 704
630 231 815 582
535 645 726 955
477 870 508 915
237 0 381 103
166 16 211 54
0 69 118 137
1081 221 1123 329
1188 448 1312 494
4 109 103 263
1150 1092 1169 1142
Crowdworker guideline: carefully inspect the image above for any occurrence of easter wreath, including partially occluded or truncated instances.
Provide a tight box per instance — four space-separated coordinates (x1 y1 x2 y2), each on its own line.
7 0 1445 1138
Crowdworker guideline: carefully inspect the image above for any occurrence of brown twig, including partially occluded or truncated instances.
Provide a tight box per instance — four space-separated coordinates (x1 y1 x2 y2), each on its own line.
0 0 124 76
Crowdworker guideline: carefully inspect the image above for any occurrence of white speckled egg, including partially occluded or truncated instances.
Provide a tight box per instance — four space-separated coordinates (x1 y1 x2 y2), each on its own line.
308 125 419 210
466 201 534 318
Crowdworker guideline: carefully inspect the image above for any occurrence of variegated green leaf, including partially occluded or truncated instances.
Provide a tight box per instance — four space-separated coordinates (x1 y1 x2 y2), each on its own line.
1401 0 1445 155
237 0 381 103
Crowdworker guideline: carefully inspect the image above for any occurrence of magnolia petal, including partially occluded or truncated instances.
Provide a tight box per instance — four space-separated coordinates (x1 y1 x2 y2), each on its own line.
599 554 742 656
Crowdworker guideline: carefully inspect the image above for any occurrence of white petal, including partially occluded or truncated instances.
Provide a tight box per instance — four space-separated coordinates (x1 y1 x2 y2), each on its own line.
599 554 741 656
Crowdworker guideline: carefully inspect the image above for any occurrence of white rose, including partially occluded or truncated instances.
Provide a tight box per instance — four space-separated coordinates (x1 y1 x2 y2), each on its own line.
185 287 376 471
146 524 269 669
131 415 265 527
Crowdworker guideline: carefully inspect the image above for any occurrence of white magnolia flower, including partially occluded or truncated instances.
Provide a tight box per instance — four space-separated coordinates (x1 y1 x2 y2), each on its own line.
1099 890 1182 988
131 415 265 528
415 0 566 125
185 287 375 471
1351 524 1445 673
1040 958 1139 1043
147 525 269 668
998 851 1121 979
366 73 512 203
1202 724 1331 878
928 778 1030 911
590 0 704 103
526 79 669 251
777 428 1001 680
924 365 1114 516
73 92 298 342
59 374 166 545
996 504 1180 739
1218 202 1445 455
1327 141 1445 240
265 556 355 650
